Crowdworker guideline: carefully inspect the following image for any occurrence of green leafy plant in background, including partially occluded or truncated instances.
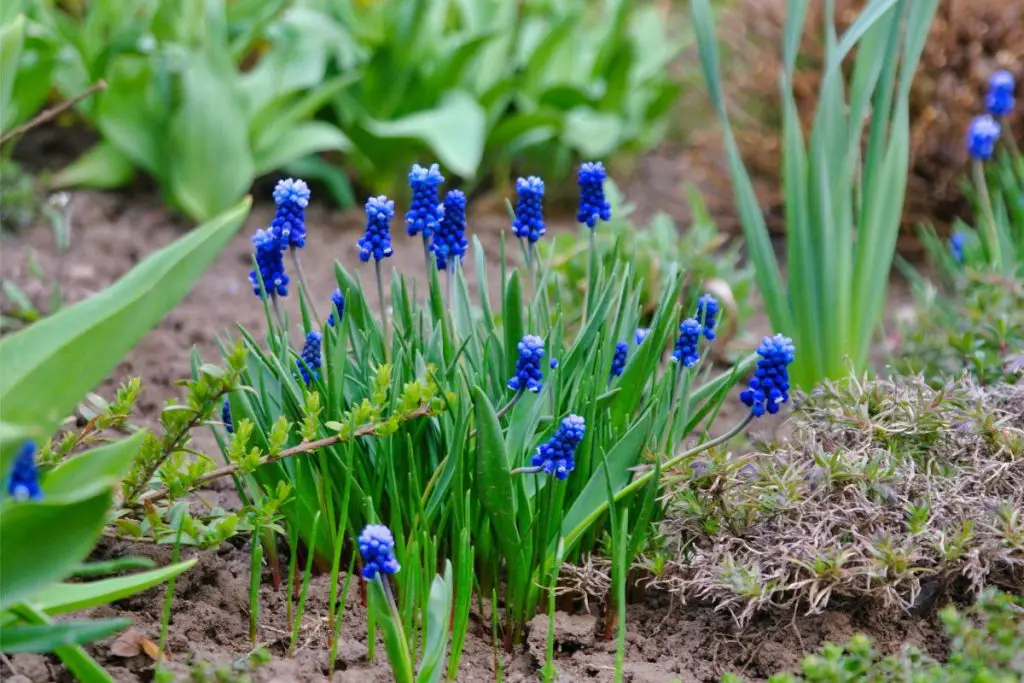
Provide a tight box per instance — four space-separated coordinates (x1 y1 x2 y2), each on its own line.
538 180 753 345
0 198 250 679
691 0 939 389
720 589 1024 683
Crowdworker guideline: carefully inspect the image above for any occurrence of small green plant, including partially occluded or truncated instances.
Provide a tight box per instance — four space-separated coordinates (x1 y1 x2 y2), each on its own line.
692 0 939 389
737 589 1024 683
0 199 250 678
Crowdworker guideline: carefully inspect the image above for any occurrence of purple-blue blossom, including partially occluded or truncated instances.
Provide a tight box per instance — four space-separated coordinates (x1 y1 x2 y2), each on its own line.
327 289 345 327
270 178 311 250
610 341 628 379
222 398 233 434
696 294 719 341
986 69 1016 117
296 330 322 385
249 229 289 297
966 115 1001 161
7 443 42 501
512 177 546 243
508 335 545 394
671 318 702 367
358 196 395 262
530 414 586 480
576 162 612 229
634 328 650 345
405 164 444 239
358 524 401 580
431 189 468 270
740 334 796 417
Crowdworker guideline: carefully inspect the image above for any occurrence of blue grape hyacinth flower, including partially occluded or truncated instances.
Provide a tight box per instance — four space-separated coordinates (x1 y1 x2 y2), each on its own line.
531 414 586 480
986 69 1016 118
740 334 796 417
327 289 345 327
508 335 545 394
249 229 289 297
949 232 966 264
296 330 322 384
512 176 546 243
405 163 444 239
576 162 612 229
610 341 628 379
7 443 42 501
966 115 1001 161
222 398 233 434
270 178 311 250
431 189 468 270
359 196 395 262
358 524 401 580
671 318 702 367
696 294 719 341
634 328 650 345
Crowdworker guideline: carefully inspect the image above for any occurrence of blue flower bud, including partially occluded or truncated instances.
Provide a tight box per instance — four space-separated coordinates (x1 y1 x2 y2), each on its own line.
508 335 545 394
610 341 628 379
512 177 546 243
696 294 719 341
431 189 468 270
406 164 444 239
634 328 650 345
358 524 401 580
327 289 345 327
249 229 289 298
966 115 1001 161
222 398 233 434
7 443 42 501
359 196 395 263
740 334 796 417
671 318 702 367
270 178 311 250
296 331 322 385
576 162 612 229
530 415 586 480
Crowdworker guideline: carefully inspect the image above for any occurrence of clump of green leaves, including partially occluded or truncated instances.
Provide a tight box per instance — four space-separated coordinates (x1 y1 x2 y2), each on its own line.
722 589 1023 683
649 375 1023 625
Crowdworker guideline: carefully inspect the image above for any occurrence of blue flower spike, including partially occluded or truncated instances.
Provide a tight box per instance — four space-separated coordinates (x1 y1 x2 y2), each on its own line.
986 69 1015 118
270 178 311 250
512 176 546 244
966 115 1001 161
696 294 720 341
406 163 445 240
222 398 233 434
296 330 322 385
634 328 651 345
327 289 345 327
576 162 612 229
740 334 796 417
671 318 703 367
508 335 545 394
358 524 401 580
7 443 42 501
531 415 586 480
431 189 468 270
610 341 628 379
949 232 966 265
359 196 395 263
249 228 289 298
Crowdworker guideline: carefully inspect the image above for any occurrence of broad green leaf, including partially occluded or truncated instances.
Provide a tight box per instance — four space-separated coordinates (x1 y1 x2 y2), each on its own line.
416 564 452 683
34 559 197 615
560 411 652 550
471 387 521 561
7 603 112 682
0 618 130 653
94 55 164 176
0 491 112 609
168 47 254 220
42 430 146 502
0 14 25 130
362 92 485 178
51 142 136 190
561 108 622 159
253 121 350 176
367 578 414 683
0 198 250 442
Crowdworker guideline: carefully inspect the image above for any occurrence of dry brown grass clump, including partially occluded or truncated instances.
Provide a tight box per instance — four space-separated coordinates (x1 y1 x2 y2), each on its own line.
722 0 1024 243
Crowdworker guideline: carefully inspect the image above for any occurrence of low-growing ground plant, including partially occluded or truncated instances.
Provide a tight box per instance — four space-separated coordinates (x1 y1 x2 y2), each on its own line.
582 374 1023 626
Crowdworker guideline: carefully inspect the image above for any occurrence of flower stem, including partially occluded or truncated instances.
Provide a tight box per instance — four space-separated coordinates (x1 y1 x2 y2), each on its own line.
375 259 388 343
973 159 1002 272
270 292 286 332
422 235 432 273
290 247 322 326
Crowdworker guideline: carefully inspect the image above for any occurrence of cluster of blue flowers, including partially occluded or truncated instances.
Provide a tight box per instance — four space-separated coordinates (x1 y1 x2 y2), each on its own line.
6 443 42 501
949 231 966 264
327 289 345 327
405 164 444 239
610 341 628 379
576 162 612 229
222 398 233 434
740 334 796 417
966 115 1002 161
512 176 546 243
671 318 703 367
531 414 586 480
696 294 719 341
986 69 1015 118
635 328 650 345
249 179 312 298
431 190 469 270
358 196 396 262
358 524 401 580
508 335 545 394
296 330 322 384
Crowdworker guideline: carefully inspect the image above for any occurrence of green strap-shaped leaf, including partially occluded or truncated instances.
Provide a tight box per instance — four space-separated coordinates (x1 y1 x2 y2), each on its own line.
0 491 113 610
42 430 147 502
416 563 453 683
32 559 197 615
0 618 131 653
0 197 250 473
471 387 522 565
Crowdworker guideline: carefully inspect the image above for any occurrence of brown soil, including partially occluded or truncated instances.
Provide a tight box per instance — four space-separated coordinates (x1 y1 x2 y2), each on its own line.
5 538 948 683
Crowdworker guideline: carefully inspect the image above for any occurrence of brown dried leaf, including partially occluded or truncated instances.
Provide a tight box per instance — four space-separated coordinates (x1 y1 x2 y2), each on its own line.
109 628 143 658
